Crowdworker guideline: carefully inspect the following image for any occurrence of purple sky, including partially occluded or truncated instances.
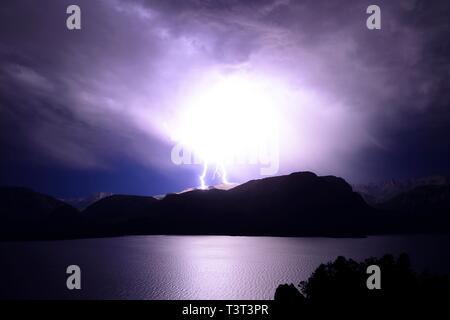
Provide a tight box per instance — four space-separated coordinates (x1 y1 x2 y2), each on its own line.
0 0 449 197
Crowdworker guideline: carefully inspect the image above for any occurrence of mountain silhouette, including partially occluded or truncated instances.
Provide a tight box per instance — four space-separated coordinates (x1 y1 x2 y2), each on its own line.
380 185 450 213
377 185 450 233
1 172 449 240
0 186 80 239
80 172 372 237
353 175 450 205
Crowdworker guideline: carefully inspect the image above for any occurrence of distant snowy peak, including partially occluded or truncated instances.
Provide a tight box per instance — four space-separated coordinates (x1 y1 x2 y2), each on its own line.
61 192 113 210
353 175 450 205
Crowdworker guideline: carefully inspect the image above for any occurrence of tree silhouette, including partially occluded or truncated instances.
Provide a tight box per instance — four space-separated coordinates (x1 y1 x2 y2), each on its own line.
274 254 450 318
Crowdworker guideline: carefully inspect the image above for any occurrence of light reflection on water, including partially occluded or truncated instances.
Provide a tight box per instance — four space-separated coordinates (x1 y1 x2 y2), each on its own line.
0 235 449 299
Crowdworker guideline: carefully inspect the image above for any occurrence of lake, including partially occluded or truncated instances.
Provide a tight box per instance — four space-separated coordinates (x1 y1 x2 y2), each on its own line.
1 235 449 299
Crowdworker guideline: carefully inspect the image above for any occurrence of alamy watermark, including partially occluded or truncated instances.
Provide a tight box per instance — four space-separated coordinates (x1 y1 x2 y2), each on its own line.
66 265 81 290
170 139 280 176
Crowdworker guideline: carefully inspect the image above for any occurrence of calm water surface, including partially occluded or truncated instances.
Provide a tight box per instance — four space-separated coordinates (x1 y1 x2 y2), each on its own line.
1 235 449 299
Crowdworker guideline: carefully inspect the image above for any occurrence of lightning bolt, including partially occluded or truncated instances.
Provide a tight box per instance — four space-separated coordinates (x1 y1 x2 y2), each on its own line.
199 160 229 190
218 162 229 184
199 161 208 190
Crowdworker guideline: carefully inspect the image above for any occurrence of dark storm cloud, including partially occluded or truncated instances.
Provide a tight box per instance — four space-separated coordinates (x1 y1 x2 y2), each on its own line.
0 0 167 168
0 0 449 186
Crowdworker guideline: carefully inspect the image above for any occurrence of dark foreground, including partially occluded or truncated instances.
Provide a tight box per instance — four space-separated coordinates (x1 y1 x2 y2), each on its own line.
274 253 450 318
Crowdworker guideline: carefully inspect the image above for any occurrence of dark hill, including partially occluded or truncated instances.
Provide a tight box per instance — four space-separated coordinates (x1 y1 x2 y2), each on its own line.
2 172 448 240
0 187 80 239
81 195 159 237
84 194 158 220
82 172 373 237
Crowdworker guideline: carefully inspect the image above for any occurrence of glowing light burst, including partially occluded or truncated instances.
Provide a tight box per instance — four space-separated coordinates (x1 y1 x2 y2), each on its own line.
172 72 281 189
199 161 228 189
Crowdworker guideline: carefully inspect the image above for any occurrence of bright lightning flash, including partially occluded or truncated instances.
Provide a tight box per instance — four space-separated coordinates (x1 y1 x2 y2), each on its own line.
173 73 279 189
